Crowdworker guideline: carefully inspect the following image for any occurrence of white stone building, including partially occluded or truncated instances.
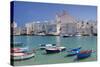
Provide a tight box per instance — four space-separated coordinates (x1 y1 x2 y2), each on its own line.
56 10 77 35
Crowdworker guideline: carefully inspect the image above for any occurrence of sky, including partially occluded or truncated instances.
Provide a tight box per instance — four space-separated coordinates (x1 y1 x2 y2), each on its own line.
12 1 97 27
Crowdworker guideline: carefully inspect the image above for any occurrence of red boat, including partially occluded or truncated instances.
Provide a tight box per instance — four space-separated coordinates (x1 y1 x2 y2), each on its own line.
11 48 35 61
77 50 92 59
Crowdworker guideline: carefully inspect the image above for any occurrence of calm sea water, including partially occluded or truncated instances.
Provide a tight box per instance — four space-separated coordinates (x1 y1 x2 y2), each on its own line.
13 36 97 66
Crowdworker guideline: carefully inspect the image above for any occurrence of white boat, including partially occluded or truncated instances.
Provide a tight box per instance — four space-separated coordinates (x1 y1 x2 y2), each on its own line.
62 34 70 37
11 52 35 61
39 44 56 50
62 34 73 37
45 46 66 54
11 47 35 61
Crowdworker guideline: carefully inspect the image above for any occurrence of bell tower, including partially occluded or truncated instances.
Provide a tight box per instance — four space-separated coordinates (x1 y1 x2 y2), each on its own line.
56 13 61 35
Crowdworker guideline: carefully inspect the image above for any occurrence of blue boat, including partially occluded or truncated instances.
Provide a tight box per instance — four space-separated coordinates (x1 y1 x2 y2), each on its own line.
66 47 81 57
67 52 78 57
66 50 80 57
70 47 82 51
77 50 92 59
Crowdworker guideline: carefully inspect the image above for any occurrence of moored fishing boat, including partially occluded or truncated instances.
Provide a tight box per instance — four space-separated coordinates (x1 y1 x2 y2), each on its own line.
11 42 35 61
66 52 78 57
11 47 29 53
62 34 71 37
39 44 56 50
45 48 60 54
67 47 82 52
11 48 35 61
11 52 35 61
66 47 82 57
45 46 66 54
77 50 92 59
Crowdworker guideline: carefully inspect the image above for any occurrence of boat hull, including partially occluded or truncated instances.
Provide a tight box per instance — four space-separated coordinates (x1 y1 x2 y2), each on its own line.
45 47 66 54
11 53 35 61
77 53 91 59
46 49 60 54
77 50 92 59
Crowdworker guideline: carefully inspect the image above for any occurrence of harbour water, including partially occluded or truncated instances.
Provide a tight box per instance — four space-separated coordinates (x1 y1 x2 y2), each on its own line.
13 36 97 66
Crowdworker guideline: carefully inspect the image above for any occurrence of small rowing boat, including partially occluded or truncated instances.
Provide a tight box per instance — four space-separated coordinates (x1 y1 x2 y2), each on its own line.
11 52 35 61
67 47 82 52
45 46 66 54
77 50 92 59
66 47 81 57
39 44 56 50
11 47 35 61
